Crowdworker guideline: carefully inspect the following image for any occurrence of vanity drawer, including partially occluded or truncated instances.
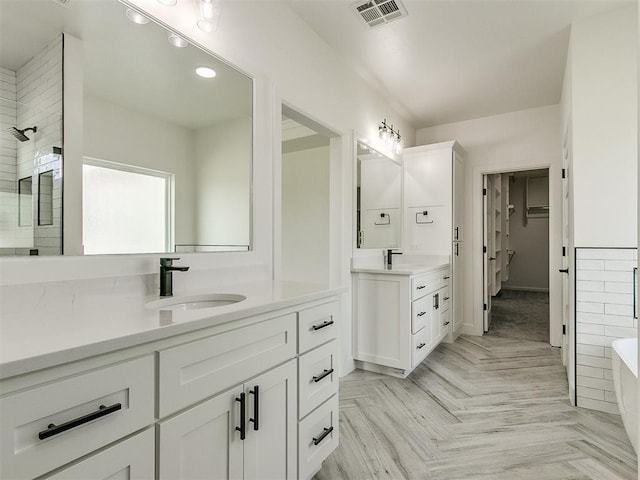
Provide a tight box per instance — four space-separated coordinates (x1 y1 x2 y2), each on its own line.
411 327 430 368
298 393 339 480
159 313 296 417
441 309 451 339
411 269 448 301
299 340 339 419
411 296 431 334
43 428 155 480
298 301 339 354
440 286 450 312
0 356 155 480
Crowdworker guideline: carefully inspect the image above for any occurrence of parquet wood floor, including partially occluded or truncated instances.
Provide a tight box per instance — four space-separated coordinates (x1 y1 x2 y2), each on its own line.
314 335 637 480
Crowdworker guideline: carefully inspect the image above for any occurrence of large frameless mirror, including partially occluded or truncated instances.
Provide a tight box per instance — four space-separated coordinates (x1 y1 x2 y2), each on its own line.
0 0 253 256
356 140 402 249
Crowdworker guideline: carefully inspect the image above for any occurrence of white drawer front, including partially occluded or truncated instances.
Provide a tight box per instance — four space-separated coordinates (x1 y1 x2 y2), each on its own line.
440 309 451 340
298 340 339 419
411 328 429 368
43 428 155 480
440 286 451 312
411 268 448 301
298 301 338 354
159 313 296 417
411 296 431 334
298 393 339 480
0 356 154 480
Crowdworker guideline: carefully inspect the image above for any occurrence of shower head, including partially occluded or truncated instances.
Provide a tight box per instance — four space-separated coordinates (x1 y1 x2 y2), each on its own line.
8 126 37 142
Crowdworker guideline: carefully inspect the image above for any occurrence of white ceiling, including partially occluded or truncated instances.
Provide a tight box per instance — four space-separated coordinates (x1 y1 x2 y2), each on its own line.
286 0 634 128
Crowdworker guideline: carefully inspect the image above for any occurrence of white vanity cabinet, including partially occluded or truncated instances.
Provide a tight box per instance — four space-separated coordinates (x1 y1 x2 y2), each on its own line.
354 265 450 378
0 292 341 480
403 141 464 339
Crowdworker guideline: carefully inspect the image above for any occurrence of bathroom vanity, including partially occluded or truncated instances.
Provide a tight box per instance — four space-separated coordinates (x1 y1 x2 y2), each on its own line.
0 283 341 480
352 259 450 378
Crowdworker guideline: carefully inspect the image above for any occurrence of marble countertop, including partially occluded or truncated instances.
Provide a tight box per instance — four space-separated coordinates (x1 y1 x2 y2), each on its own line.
0 281 343 379
351 255 450 275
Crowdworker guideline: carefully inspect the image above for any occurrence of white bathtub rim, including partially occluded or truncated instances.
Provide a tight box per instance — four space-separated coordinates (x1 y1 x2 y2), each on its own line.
611 337 638 377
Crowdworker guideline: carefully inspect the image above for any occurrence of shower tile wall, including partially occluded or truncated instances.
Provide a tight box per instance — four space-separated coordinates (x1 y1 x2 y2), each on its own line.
575 247 638 414
0 67 18 254
15 34 63 256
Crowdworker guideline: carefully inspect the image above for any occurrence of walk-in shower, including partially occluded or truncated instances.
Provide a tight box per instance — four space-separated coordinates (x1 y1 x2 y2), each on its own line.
8 126 37 142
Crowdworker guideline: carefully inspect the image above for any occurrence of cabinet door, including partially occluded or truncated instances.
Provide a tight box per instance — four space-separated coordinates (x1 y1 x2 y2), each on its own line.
453 248 464 332
44 429 154 480
404 149 452 207
244 359 297 480
158 386 243 480
453 154 464 241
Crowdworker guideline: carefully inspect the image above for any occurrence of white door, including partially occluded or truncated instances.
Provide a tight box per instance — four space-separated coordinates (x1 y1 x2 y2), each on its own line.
561 144 570 367
158 385 244 480
244 360 297 480
483 175 492 332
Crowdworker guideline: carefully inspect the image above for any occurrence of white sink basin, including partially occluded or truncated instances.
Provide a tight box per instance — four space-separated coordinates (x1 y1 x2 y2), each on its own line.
146 293 247 311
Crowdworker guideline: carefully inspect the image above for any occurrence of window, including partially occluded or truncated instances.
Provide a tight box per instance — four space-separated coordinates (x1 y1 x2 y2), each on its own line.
82 159 172 255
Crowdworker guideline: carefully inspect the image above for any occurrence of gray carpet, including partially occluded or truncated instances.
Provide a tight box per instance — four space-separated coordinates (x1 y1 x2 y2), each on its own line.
486 289 549 343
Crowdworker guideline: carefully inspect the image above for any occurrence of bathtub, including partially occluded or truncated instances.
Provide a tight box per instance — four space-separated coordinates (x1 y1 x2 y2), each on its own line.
611 337 638 454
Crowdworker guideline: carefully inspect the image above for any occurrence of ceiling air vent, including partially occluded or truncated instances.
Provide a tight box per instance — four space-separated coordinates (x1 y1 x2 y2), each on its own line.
353 0 407 28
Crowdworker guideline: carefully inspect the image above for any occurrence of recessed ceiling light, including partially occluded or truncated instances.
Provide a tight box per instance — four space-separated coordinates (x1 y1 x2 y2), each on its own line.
195 66 216 78
168 33 188 48
126 8 149 25
157 0 177 5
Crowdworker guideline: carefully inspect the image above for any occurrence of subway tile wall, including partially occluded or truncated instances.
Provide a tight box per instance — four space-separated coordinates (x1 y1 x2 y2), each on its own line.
0 35 63 256
575 247 638 414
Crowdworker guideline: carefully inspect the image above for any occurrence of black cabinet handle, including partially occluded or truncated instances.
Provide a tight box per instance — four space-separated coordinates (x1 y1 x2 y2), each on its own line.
417 311 426 317
455 243 459 256
443 321 450 326
417 343 426 349
454 227 459 240
434 293 439 310
312 320 334 331
633 267 637 319
443 276 450 280
312 426 334 446
312 368 334 383
559 268 569 274
235 393 246 440
39 403 122 440
489 257 496 261
443 296 450 301
416 285 425 290
249 386 259 431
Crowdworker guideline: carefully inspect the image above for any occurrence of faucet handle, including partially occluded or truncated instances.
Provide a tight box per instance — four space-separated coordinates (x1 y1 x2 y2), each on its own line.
160 257 180 267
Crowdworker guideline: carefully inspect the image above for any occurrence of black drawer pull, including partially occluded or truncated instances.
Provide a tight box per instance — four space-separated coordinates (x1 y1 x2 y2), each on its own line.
235 393 246 440
417 311 426 317
39 403 122 440
312 320 334 331
313 426 334 446
559 268 569 274
417 343 426 349
313 368 334 383
443 276 450 280
416 285 426 290
249 386 259 431
443 321 450 326
443 296 450 301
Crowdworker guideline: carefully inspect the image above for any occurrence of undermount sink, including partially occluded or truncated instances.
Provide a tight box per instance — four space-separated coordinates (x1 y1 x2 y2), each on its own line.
146 293 247 311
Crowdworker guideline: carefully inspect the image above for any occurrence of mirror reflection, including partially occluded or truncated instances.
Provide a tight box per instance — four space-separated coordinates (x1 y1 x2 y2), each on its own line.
356 140 402 249
0 0 253 256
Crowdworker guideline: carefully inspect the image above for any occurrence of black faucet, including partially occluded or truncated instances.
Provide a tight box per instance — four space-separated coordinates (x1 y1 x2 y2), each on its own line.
160 258 190 297
386 249 402 267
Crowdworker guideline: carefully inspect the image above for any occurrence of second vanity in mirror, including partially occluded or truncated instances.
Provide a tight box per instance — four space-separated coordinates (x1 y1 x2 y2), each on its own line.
0 0 253 256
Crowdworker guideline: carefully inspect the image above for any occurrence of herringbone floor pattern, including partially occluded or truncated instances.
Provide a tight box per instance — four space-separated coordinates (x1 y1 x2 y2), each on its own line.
314 335 637 480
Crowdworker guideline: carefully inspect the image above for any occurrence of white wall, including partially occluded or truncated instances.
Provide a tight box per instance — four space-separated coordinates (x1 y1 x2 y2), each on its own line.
570 5 637 248
281 145 330 284
194 117 251 247
416 104 563 345
83 95 197 246
504 175 550 291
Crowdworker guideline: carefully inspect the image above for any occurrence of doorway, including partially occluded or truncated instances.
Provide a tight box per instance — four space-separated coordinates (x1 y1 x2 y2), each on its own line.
279 106 339 284
483 169 551 343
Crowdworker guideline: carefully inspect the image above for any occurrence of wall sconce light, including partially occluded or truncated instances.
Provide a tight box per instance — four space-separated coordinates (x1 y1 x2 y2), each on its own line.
378 119 403 154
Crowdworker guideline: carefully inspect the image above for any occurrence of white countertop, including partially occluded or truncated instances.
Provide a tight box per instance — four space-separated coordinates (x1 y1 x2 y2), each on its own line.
351 255 449 275
0 281 343 380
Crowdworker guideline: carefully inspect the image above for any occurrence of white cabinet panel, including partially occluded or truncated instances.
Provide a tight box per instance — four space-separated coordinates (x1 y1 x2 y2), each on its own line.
298 394 338 480
0 356 154 480
44 429 155 480
404 148 452 207
411 327 430 368
298 301 338 354
411 296 431 334
298 340 339 418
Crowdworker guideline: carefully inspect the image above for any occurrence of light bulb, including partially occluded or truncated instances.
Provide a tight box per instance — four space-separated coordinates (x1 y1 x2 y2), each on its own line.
198 0 220 32
126 8 149 25
168 33 188 47
195 66 217 78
